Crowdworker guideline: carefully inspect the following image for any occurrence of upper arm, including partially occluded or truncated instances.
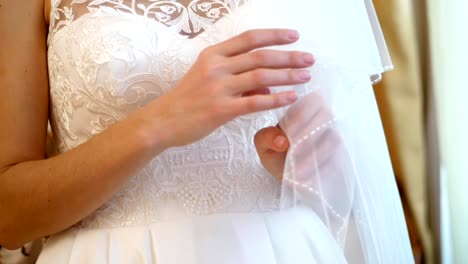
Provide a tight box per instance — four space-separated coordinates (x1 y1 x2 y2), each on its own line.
0 0 50 170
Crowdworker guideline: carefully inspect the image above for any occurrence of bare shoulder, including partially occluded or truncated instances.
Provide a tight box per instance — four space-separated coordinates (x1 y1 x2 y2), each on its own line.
0 0 50 170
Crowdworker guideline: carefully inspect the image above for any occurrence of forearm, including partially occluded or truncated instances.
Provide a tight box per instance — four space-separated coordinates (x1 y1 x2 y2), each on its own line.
0 112 165 248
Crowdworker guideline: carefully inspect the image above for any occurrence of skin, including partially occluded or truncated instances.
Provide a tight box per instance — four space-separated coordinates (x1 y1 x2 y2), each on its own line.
0 0 314 249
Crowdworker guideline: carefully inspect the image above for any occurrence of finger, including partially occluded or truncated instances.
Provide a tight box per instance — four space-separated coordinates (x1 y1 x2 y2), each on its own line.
299 128 340 166
255 127 289 181
293 128 343 183
242 87 271 97
227 50 315 74
213 29 300 56
279 93 329 135
229 69 311 94
254 126 289 153
231 91 297 116
285 107 335 141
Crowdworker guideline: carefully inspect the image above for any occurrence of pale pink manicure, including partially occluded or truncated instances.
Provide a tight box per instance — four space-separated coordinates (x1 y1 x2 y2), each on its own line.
274 136 287 148
288 30 300 41
297 70 311 81
303 53 315 64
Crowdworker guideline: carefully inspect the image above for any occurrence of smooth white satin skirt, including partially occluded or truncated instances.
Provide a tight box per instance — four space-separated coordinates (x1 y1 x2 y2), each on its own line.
38 207 346 264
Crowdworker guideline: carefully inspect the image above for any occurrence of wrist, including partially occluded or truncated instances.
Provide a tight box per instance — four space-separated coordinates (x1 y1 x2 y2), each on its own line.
125 106 173 157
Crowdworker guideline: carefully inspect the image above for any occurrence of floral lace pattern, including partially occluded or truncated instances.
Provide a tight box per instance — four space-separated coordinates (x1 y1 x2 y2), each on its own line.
50 0 248 39
47 0 282 229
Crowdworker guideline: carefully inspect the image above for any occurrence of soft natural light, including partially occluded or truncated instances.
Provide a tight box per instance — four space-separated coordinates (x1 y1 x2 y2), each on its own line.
428 0 468 263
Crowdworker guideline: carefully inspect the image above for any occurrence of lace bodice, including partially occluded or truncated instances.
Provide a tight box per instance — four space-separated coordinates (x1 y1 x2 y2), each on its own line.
49 0 250 38
47 0 281 229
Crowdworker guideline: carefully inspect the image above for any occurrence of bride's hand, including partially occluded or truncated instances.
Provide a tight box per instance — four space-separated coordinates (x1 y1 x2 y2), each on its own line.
139 29 315 148
255 93 340 182
254 126 289 181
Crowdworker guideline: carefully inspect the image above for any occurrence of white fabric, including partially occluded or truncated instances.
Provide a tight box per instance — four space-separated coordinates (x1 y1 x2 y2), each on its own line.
39 208 346 263
39 0 413 263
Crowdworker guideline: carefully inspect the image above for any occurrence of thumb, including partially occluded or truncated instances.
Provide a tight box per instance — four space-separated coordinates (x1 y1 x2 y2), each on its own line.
254 126 289 153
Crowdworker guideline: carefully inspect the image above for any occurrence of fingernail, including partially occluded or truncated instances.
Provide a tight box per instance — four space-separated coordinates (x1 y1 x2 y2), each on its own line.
297 70 311 81
303 53 315 64
288 30 300 40
274 136 287 148
285 91 297 102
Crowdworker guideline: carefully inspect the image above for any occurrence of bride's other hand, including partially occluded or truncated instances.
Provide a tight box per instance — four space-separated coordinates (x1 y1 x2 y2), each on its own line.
255 93 342 182
136 29 315 149
254 126 289 181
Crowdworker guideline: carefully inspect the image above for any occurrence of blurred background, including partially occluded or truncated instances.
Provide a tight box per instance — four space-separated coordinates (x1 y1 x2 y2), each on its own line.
373 0 467 263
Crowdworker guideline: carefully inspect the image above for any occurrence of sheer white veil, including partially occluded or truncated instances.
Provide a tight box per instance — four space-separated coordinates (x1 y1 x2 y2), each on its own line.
240 0 414 263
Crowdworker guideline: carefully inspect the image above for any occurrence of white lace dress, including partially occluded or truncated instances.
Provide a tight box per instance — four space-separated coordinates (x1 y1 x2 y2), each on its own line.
37 0 413 263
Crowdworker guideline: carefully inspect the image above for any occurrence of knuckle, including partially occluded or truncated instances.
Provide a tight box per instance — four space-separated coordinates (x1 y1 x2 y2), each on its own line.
209 101 222 115
287 69 297 80
252 70 269 86
200 64 219 79
245 97 260 112
197 53 219 79
275 29 288 41
292 51 303 64
243 30 261 46
252 50 268 63
207 100 224 120
205 81 222 96
210 100 235 121
253 128 266 144
272 94 283 107
254 129 261 141
199 47 213 59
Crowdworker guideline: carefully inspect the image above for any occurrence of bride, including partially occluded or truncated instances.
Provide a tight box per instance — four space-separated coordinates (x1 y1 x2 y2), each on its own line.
0 0 413 263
